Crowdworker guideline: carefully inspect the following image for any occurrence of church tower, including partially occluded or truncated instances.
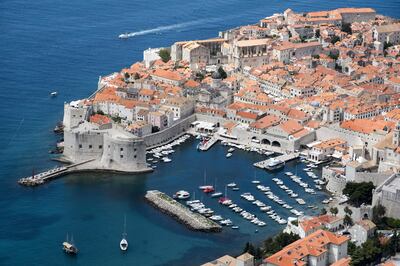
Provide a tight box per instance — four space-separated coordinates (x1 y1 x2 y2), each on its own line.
393 122 400 146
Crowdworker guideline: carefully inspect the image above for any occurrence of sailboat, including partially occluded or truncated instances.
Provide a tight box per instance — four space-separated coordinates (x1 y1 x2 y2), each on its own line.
251 171 260 184
120 215 128 251
198 170 212 190
63 233 78 255
211 178 223 198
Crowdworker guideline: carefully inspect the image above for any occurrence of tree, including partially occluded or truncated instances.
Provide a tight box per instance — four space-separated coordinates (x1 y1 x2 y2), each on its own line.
343 182 375 207
341 23 352 34
315 29 320 38
330 207 339 216
124 72 130 80
134 72 140 80
344 206 353 216
320 208 327 215
263 232 300 257
243 242 256 256
217 66 227 79
344 215 353 226
331 35 340 44
158 48 171 63
372 203 386 225
312 54 320 59
328 51 339 60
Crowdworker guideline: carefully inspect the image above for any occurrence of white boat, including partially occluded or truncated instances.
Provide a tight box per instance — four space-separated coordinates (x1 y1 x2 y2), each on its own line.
231 225 239 229
226 153 232 158
120 216 128 251
162 157 172 163
50 91 58 97
264 158 285 171
228 148 235 153
227 183 237 188
173 190 190 200
232 187 240 191
211 192 223 198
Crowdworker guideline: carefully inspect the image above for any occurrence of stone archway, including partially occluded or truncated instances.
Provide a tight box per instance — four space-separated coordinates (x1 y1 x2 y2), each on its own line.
271 140 281 147
261 139 271 145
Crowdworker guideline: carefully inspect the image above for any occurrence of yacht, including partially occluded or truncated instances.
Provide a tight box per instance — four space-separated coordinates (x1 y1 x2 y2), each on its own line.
228 147 235 153
211 191 223 198
227 183 237 188
120 216 128 251
173 190 190 200
50 91 58 97
63 234 78 255
162 157 172 163
264 158 285 171
226 153 233 158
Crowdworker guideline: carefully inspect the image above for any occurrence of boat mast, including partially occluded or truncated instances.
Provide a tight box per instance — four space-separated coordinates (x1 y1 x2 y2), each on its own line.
123 214 127 237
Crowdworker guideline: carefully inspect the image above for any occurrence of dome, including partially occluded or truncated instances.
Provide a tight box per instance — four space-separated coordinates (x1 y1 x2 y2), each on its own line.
211 71 221 80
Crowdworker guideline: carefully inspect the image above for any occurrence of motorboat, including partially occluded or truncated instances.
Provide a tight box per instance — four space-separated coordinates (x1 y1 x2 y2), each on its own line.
50 91 58 97
63 234 78 255
228 148 235 153
211 192 223 198
226 153 232 158
227 183 237 188
264 158 285 171
120 216 128 251
173 190 190 200
162 157 172 163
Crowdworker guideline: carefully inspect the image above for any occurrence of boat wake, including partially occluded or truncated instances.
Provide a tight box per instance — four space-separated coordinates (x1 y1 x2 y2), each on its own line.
118 17 225 39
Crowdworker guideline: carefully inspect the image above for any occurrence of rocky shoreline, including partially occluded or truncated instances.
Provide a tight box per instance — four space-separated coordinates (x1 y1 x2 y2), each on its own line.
145 190 222 232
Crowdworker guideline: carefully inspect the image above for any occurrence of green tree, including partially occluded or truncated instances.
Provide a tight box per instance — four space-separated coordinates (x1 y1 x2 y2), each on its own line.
328 51 339 60
124 72 130 80
134 72 140 80
263 232 300 257
320 208 327 215
343 182 375 207
331 35 340 44
217 66 227 79
344 215 353 226
341 23 352 34
344 206 353 216
330 207 338 216
315 29 320 38
158 48 171 63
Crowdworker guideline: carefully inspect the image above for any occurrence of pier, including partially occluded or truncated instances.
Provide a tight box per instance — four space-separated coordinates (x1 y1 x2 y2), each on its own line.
145 190 222 232
198 137 218 151
254 152 300 169
17 159 94 187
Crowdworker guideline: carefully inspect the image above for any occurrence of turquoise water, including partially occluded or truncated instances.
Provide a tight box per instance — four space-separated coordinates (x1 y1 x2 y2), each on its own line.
1 0 399 265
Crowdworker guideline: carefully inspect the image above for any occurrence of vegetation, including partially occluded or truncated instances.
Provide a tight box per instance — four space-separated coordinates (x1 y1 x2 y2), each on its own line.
328 51 339 60
95 110 105 115
194 72 205 81
151 126 160 133
217 66 227 79
384 41 393 51
134 72 140 80
330 207 338 216
315 29 320 38
349 233 400 266
344 215 354 226
320 208 327 215
343 182 375 207
158 48 171 63
341 23 352 35
330 35 340 44
373 204 400 229
312 54 320 59
243 242 263 260
124 72 130 80
111 115 122 123
262 232 300 257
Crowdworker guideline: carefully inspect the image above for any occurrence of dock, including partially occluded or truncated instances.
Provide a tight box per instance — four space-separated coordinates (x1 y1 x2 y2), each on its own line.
254 152 299 169
198 137 218 151
145 190 222 232
17 159 94 187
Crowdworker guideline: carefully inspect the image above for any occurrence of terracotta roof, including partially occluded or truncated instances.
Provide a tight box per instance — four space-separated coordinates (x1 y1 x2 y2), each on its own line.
90 114 111 125
250 115 281 129
265 230 348 266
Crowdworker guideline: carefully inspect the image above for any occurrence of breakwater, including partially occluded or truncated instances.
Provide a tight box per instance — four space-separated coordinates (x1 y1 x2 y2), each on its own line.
145 190 222 232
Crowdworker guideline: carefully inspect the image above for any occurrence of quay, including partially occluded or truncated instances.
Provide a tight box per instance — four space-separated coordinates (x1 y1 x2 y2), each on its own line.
254 153 300 169
145 190 222 232
17 159 94 187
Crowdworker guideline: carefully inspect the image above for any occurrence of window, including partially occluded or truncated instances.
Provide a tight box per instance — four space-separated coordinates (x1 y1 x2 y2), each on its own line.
134 148 137 152
99 145 102 149
120 148 124 151
120 155 123 158
89 145 92 149
79 144 82 148
134 155 137 158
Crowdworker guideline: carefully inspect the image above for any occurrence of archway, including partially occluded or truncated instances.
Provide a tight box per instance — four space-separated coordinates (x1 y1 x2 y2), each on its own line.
271 141 281 147
261 139 271 145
